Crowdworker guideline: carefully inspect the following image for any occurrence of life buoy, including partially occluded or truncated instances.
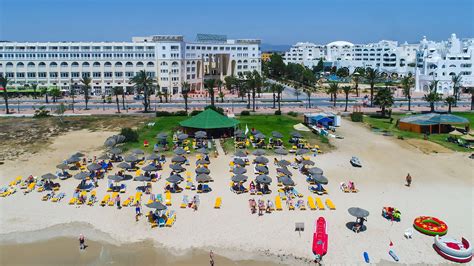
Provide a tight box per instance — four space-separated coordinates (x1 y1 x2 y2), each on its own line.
413 216 448 236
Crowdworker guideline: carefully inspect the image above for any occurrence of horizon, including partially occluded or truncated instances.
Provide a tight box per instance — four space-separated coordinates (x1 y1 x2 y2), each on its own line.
1 0 473 45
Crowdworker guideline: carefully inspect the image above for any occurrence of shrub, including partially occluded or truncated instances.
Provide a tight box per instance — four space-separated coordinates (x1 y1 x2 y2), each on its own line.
120 127 139 142
287 111 298 117
204 105 224 115
33 106 50 118
351 112 363 122
274 110 282 115
174 110 188 116
156 111 172 117
240 110 250 116
190 110 202 116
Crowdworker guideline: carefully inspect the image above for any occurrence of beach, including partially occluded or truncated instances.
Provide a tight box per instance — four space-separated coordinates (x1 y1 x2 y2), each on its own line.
0 119 472 265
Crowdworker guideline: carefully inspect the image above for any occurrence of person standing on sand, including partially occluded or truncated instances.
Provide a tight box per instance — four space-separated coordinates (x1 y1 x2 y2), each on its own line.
79 234 85 250
209 250 214 266
116 194 121 209
406 173 412 187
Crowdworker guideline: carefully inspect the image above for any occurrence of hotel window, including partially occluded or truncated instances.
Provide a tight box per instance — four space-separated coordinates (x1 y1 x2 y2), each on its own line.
60 72 69 78
93 72 101 78
104 72 113 78
6 72 14 78
162 46 166 50
71 72 80 78
115 72 123 77
82 72 91 78
38 72 47 78
125 72 134 77
16 72 25 78
49 72 58 78
27 72 36 78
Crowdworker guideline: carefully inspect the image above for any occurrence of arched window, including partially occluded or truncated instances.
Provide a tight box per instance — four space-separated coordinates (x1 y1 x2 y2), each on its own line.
449 64 456 68
125 62 133 67
17 62 25 67
136 62 144 67
82 62 90 67
243 60 248 64
27 62 35 67
160 62 168 66
191 61 196 65
449 72 456 76
71 62 79 67
171 61 179 67
50 62 58 67
383 53 389 57
60 62 68 67
38 62 46 67
6 62 14 67
115 62 123 67
147 62 154 67
390 53 396 57
93 62 100 67
104 62 112 67
237 60 242 63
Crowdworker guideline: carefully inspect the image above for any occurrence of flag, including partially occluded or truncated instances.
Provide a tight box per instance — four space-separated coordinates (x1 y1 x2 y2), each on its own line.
245 124 249 135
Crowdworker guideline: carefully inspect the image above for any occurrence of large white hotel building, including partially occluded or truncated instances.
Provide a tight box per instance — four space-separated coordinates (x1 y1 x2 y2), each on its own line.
284 34 474 94
0 34 261 95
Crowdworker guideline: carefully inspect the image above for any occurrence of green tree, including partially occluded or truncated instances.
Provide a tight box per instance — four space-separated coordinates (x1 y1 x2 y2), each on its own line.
0 77 10 114
216 79 224 102
336 67 350 78
351 68 364 97
31 83 38 99
80 77 92 110
444 96 456 113
341 86 352 112
423 80 442 112
204 78 216 107
305 88 312 109
112 86 122 113
274 83 284 112
224 76 235 94
401 76 414 111
130 70 155 112
40 87 49 104
451 73 462 106
68 79 75 113
121 86 127 110
294 85 301 101
327 82 339 107
312 58 324 74
181 81 190 113
365 67 380 107
50 87 61 103
270 83 277 109
470 87 474 111
373 87 394 117
268 54 286 78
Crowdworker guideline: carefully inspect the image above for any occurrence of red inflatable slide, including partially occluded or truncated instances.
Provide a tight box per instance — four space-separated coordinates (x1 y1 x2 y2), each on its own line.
312 217 328 262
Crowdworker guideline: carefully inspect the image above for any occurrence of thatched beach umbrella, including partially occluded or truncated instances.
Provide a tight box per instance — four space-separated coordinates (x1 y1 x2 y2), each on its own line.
196 174 212 183
73 172 89 180
134 175 151 182
301 160 315 166
109 147 122 155
272 131 283 139
132 149 144 155
147 153 161 161
173 147 186 155
142 164 158 172
291 131 302 138
348 207 370 218
196 159 210 165
234 150 247 158
311 175 328 185
233 158 246 166
146 201 167 210
279 176 295 187
196 147 209 154
41 173 57 180
108 175 124 182
277 167 292 176
124 155 139 163
66 156 81 164
56 163 69 170
72 152 85 158
171 156 186 164
252 149 266 156
274 148 288 155
255 133 266 139
117 162 131 169
166 174 184 184
255 165 269 174
256 175 272 184
277 160 291 167
232 167 247 175
97 154 110 160
232 174 248 183
296 149 309 155
87 163 102 171
234 130 245 139
254 156 269 164
308 167 324 176
195 167 210 174
169 164 185 172
195 131 207 139
177 133 188 140
157 132 168 139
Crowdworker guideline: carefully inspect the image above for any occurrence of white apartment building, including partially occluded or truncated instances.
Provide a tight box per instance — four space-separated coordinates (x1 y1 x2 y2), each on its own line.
0 34 261 95
415 34 474 94
282 42 325 68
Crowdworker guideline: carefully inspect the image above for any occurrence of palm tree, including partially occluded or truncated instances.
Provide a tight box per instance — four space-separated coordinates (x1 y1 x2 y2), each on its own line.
351 72 361 97
327 82 339 107
204 79 216 107
130 70 155 112
31 83 38 99
121 87 127 110
451 73 462 106
294 85 301 101
224 76 234 94
342 86 352 112
365 67 380 107
305 88 312 109
444 96 456 113
0 77 10 114
40 87 49 104
423 80 442 112
373 87 394 117
470 87 474 111
401 76 414 111
50 87 61 103
181 81 190 113
271 83 277 109
69 81 75 113
216 80 224 102
80 77 92 110
112 86 122 113
274 84 284 112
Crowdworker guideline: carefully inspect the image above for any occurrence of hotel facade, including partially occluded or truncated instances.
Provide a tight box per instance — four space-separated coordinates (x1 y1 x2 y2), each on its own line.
0 34 261 95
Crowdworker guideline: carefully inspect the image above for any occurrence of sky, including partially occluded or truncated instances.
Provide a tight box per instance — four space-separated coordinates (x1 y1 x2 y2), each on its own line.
0 0 473 45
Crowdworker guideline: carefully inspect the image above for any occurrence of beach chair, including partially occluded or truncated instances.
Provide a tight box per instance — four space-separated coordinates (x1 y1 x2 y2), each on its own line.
51 192 65 202
25 182 36 193
120 184 126 193
315 197 325 210
307 196 316 210
42 193 51 201
147 213 158 228
297 200 306 210
165 191 171 206
288 201 295 210
133 192 142 206
275 196 283 211
156 193 163 202
278 190 287 201
69 195 77 205
165 211 176 227
340 182 350 193
78 191 87 205
108 192 118 206
100 194 110 206
185 181 192 190
292 188 303 198
180 195 189 208
325 198 336 210
122 196 134 207
214 197 222 209
158 218 165 227
87 191 97 206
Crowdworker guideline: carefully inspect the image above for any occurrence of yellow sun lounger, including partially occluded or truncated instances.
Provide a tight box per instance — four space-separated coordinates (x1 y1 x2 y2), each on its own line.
100 194 110 206
165 191 171 206
25 182 36 193
108 192 118 206
315 197 325 210
87 191 96 205
275 196 283 211
122 196 134 207
69 196 77 205
77 191 87 205
307 196 317 210
214 197 222 209
165 213 176 227
325 198 336 210
133 192 142 206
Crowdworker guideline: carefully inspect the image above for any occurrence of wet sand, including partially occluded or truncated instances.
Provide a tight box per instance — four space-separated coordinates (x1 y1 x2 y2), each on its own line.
0 237 281 266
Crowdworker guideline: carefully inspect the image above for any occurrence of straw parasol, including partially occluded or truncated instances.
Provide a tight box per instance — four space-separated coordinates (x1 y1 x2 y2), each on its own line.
166 174 184 183
142 164 158 172
233 158 246 166
109 147 122 155
277 160 291 167
256 175 272 184
234 150 247 158
301 160 315 166
195 167 210 174
169 164 185 172
308 167 324 176
196 159 210 165
296 148 309 155
255 165 269 174
41 173 57 180
173 147 186 155
108 175 124 182
56 163 69 170
132 149 145 155
147 153 161 161
195 131 207 139
196 147 209 154
134 175 151 182
348 207 370 218
72 152 85 158
232 167 247 175
171 156 186 164
277 167 292 176
254 156 269 164
279 176 295 186
124 155 139 163
272 131 283 139
291 131 302 138
311 174 328 185
74 172 89 180
66 156 81 164
232 174 248 183
196 174 212 183
117 162 131 169
177 133 189 140
146 201 167 210
252 149 266 156
274 148 288 155
97 154 110 160
87 163 102 171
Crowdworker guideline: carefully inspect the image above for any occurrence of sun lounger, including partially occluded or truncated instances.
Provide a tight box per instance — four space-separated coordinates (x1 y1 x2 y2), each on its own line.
100 194 110 206
158 218 165 227
275 196 283 211
42 193 51 201
156 193 163 202
307 196 316 210
87 191 97 206
77 191 87 205
165 191 171 206
108 192 118 206
278 190 287 200
25 182 36 193
69 196 77 205
325 198 336 210
165 211 176 227
292 188 303 198
147 213 158 228
297 200 306 210
214 197 222 209
315 197 325 210
133 192 142 206
122 196 134 207
51 192 65 202
180 195 189 208
120 184 126 193
340 182 350 193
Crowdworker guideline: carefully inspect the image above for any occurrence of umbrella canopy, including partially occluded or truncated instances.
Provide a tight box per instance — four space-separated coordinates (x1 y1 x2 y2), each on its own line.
142 164 158 172
132 149 144 155
232 167 247 175
156 132 168 139
146 201 167 210
72 152 85 158
56 163 69 170
177 133 189 140
462 134 474 141
109 147 122 155
108 175 124 182
449 130 463 136
179 108 240 129
233 158 246 166
171 156 186 163
277 160 291 167
272 131 283 139
173 147 186 155
196 159 210 165
296 149 309 155
291 131 302 138
196 147 209 154
134 175 151 182
234 131 245 139
195 131 207 139
252 149 266 156
124 155 139 163
232 174 248 183
87 163 102 171
274 148 288 155
97 154 110 160
279 176 295 186
147 153 161 161
196 174 212 183
256 175 272 184
166 174 184 183
195 167 210 174
301 160 315 166
277 167 292 176
117 162 131 169
254 156 269 164
348 207 370 218
41 173 57 180
254 133 266 139
311 175 328 185
169 164 185 172
66 156 81 164
255 165 269 174
308 167 324 175
234 150 247 158
74 172 89 180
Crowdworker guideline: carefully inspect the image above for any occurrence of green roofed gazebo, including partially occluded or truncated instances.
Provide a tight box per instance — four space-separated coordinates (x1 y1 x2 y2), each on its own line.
399 113 469 134
179 109 240 138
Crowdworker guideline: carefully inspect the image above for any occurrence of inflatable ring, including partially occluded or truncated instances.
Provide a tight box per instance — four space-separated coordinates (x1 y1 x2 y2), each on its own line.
413 216 448 236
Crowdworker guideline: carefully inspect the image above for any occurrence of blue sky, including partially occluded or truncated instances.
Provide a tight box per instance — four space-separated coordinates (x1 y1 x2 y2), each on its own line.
1 0 473 44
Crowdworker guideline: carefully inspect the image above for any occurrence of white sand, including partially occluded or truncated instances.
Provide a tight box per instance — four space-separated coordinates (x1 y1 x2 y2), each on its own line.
0 122 472 265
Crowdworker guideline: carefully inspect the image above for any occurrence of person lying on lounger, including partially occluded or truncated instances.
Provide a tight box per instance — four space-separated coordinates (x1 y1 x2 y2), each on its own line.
266 200 273 213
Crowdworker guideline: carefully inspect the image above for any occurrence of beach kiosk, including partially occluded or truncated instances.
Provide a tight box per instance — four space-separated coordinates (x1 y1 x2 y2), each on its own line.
398 113 469 134
179 109 240 138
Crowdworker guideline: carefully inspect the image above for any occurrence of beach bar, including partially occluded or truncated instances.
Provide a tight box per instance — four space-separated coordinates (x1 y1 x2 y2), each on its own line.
179 109 240 138
398 113 470 134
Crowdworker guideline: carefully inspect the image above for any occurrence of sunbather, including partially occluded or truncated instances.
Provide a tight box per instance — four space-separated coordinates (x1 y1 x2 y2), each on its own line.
248 199 256 214
266 200 273 213
258 199 265 216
